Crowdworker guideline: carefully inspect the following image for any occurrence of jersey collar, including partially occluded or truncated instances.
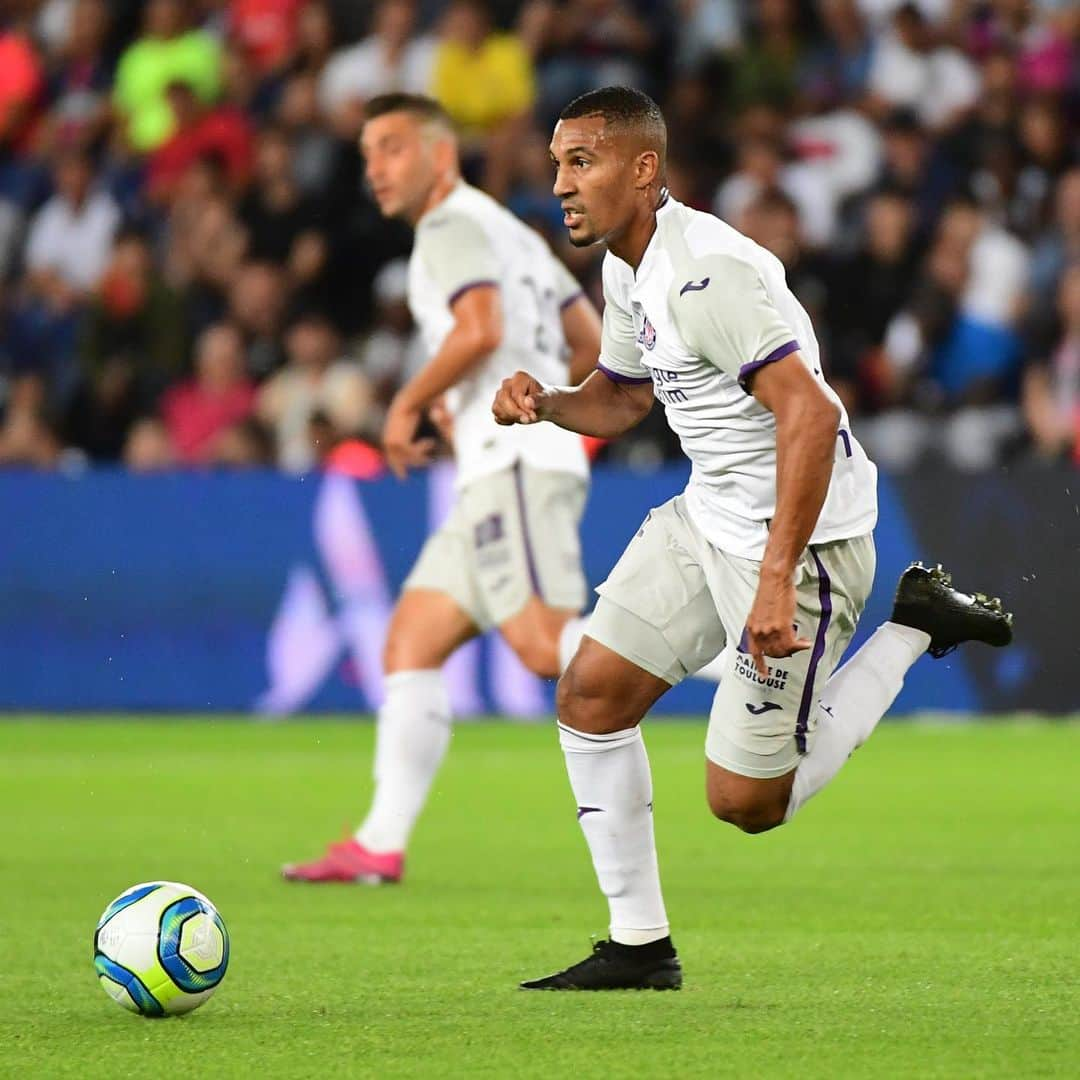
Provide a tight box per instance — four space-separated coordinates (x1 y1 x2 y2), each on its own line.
633 189 677 282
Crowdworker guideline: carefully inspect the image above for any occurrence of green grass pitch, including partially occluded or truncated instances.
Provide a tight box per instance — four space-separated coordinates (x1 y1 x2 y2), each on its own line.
1 717 1077 1078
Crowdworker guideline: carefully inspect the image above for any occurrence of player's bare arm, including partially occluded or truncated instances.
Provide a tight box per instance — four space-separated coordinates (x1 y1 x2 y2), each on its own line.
493 368 653 437
384 284 503 478
560 295 602 385
743 354 841 675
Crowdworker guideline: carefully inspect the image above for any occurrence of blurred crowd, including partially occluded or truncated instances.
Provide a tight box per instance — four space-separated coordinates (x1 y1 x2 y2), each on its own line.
0 0 1075 474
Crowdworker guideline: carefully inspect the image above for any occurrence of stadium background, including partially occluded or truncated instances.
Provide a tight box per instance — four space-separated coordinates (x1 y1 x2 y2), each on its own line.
0 0 1076 716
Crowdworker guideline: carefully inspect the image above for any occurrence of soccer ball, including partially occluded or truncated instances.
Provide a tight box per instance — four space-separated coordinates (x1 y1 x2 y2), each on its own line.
93 881 230 1017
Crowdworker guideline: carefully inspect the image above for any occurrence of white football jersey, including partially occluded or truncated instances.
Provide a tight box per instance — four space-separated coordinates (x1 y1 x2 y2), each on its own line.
407 182 589 488
598 194 878 560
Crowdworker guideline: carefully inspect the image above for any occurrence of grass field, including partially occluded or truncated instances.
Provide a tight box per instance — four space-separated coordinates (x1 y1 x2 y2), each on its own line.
1 718 1077 1079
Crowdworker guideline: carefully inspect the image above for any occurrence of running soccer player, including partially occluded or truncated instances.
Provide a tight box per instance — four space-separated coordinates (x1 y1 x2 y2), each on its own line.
283 94 602 885
493 87 1014 990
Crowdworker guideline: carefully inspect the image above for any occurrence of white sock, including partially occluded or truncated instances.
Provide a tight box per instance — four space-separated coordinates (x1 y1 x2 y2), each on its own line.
557 721 669 945
355 669 452 853
785 621 929 822
558 615 587 673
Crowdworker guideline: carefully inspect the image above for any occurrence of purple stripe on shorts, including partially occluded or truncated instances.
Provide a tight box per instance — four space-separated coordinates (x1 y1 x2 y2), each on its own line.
838 427 852 458
597 361 653 385
447 279 498 306
559 290 584 311
738 340 800 388
794 549 832 754
512 461 543 600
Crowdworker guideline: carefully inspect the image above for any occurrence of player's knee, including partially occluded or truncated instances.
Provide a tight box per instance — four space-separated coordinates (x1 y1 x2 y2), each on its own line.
556 660 628 735
499 605 563 679
503 631 560 679
383 622 447 672
707 791 786 834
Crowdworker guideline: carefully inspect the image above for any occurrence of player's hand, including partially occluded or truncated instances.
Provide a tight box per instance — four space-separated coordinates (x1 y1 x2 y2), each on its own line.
744 572 813 678
493 371 549 425
382 396 436 480
427 395 454 444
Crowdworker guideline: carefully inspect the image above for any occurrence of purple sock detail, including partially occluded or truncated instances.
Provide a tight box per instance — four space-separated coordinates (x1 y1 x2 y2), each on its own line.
577 806 603 819
794 549 832 754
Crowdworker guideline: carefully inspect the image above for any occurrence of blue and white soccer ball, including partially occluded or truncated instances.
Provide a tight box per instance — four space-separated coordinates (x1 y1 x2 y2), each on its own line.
93 881 230 1017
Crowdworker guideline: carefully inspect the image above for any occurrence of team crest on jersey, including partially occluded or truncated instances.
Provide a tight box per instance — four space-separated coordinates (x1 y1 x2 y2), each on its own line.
637 314 657 351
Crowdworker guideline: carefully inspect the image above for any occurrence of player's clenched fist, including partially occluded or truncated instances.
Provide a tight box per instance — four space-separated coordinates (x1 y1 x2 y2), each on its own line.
493 371 548 425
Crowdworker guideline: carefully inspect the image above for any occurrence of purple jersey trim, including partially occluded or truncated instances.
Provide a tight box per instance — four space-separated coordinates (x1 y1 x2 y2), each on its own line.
794 549 833 754
738 340 800 388
597 361 652 385
559 290 584 311
447 279 498 307
512 461 543 600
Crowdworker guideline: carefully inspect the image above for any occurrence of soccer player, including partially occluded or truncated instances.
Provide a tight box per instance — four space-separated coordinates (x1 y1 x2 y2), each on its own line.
283 93 602 885
492 87 1014 990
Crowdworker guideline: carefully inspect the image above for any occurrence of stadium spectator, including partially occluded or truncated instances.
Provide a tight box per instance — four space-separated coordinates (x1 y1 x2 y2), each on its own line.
239 125 328 303
431 0 536 196
288 0 337 81
275 72 337 198
0 0 1073 476
64 229 187 460
715 135 835 250
824 187 919 414
38 0 112 155
160 322 256 464
865 2 981 131
257 309 373 472
1023 166 1080 347
798 0 873 112
1023 264 1080 466
229 0 304 76
228 260 288 378
147 80 255 203
0 21 44 160
112 0 222 153
208 415 277 467
8 148 119 402
318 0 434 127
123 415 175 471
529 0 656 127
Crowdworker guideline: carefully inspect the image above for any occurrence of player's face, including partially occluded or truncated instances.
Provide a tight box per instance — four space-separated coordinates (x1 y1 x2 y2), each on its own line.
361 112 439 221
550 116 641 248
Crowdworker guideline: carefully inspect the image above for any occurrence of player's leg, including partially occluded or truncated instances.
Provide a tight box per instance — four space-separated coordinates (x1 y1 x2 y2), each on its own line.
782 559 1013 822
283 514 483 884
472 463 590 678
498 595 581 678
702 536 874 832
348 587 479 865
521 497 725 991
702 541 1014 831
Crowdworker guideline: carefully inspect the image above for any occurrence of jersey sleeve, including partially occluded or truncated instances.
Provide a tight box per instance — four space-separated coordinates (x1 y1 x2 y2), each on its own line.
597 258 650 383
675 254 799 387
416 209 501 306
551 256 584 311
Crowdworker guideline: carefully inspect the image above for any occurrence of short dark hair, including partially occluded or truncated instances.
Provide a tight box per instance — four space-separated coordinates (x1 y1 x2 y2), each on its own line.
559 86 667 166
364 93 455 134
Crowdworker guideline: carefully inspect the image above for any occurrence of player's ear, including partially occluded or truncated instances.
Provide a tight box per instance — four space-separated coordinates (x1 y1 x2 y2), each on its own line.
433 134 458 175
635 150 660 191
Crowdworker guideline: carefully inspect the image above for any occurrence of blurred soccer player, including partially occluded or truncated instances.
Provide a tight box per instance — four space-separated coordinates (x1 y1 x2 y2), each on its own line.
493 87 1014 990
283 93 601 885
